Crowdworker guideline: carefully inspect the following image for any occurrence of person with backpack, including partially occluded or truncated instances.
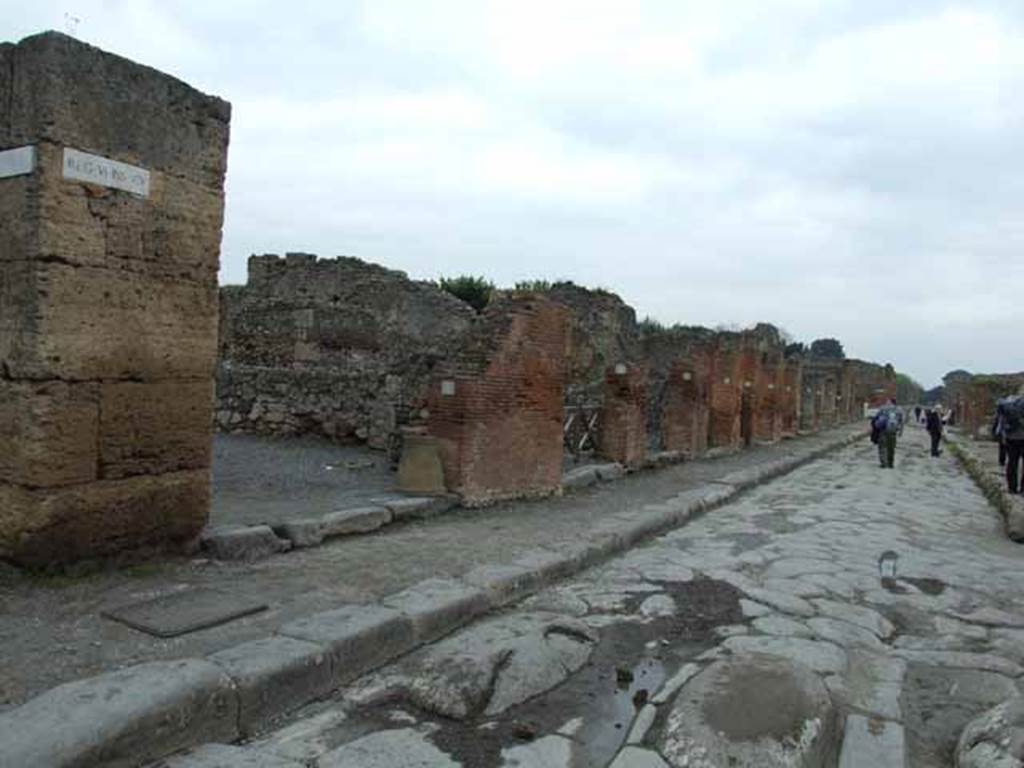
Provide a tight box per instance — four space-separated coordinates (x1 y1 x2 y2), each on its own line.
871 399 905 468
925 408 943 456
992 402 1009 468
997 393 1024 493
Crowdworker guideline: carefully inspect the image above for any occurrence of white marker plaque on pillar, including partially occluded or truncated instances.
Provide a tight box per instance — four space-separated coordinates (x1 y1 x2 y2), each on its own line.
0 145 36 179
62 147 150 197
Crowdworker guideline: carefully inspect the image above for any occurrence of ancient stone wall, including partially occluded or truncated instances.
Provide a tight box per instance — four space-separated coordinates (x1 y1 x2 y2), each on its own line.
0 32 230 566
216 254 476 447
598 364 648 468
543 283 640 403
948 373 1024 439
781 359 802 437
427 295 568 505
659 358 710 457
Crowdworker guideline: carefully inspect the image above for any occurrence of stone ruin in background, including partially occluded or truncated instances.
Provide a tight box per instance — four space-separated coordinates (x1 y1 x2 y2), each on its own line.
0 32 230 567
0 32 901 567
216 256 899 506
944 370 1024 439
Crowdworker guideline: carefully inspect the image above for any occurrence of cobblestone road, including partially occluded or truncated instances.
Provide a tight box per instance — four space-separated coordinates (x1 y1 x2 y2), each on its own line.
176 427 1024 767
0 426 857 710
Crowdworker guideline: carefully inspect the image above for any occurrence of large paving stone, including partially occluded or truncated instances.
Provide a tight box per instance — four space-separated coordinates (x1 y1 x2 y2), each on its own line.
955 696 1024 767
279 604 414 687
208 635 332 735
709 635 848 674
383 613 596 720
660 654 839 767
0 659 238 768
501 734 574 766
609 746 671 767
163 743 304 767
318 728 459 767
838 715 906 768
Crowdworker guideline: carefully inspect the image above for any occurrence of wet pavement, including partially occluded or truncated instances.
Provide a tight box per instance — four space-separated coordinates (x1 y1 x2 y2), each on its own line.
175 426 1024 767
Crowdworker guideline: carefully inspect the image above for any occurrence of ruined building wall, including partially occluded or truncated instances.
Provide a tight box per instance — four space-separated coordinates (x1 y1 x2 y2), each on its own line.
427 295 568 505
544 283 640 403
953 373 1024 439
598 364 648 468
0 32 230 566
216 254 476 447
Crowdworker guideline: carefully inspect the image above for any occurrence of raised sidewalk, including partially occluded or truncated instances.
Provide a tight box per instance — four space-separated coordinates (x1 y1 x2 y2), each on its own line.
0 425 865 767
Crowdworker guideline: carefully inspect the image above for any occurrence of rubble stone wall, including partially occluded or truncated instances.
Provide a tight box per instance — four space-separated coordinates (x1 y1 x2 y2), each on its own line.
216 254 476 447
0 32 230 566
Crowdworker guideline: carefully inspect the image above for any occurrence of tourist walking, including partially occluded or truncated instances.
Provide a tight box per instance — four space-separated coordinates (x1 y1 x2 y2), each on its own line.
914 405 922 423
925 408 943 456
997 395 1024 494
992 402 1009 468
871 400 904 468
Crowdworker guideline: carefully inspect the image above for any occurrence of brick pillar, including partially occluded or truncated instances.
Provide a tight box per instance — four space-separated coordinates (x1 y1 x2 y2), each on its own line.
427 295 568 505
753 356 784 444
599 364 647 468
781 358 802 437
708 346 741 449
0 33 230 566
661 359 709 457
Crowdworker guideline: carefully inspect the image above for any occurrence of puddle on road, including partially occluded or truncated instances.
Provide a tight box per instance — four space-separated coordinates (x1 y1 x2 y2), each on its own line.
432 578 743 767
284 579 744 767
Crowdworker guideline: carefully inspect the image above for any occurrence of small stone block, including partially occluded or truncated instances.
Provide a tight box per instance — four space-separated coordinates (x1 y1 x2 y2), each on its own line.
383 577 489 644
375 496 455 521
594 462 626 481
459 563 542 607
0 659 238 768
279 604 414 687
320 506 391 537
201 525 291 561
271 519 324 549
208 635 332 735
562 466 600 491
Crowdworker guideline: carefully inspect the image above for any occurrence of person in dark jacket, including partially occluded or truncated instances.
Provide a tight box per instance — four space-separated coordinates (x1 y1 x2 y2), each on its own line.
925 408 943 456
1001 394 1024 494
992 407 1008 467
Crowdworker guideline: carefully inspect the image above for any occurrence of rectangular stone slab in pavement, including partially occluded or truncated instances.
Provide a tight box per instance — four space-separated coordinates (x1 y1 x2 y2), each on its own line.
102 587 268 638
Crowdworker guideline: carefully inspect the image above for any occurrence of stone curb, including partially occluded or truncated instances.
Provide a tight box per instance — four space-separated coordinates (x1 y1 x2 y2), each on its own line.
0 427 865 768
201 495 458 561
946 434 1024 543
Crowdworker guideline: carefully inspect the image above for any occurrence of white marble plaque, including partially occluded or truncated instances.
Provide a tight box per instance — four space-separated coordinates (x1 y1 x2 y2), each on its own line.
62 147 150 197
0 145 36 179
441 380 456 397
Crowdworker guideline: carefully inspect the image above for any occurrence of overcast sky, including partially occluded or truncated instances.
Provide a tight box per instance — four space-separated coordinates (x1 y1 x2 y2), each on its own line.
7 1 1024 386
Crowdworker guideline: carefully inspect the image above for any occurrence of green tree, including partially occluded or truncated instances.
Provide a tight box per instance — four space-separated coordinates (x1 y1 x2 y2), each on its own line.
895 373 925 404
439 275 495 312
809 338 845 359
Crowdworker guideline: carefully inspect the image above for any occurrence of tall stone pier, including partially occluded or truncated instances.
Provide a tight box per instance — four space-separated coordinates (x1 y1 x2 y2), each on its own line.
0 32 230 566
428 295 568 506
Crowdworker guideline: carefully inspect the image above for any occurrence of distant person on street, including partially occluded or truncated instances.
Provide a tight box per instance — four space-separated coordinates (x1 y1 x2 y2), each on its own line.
997 393 1024 493
925 408 943 456
871 399 905 469
914 405 922 423
992 400 1009 468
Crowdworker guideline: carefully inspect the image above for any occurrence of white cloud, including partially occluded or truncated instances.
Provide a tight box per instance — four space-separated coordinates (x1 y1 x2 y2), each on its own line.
4 0 1024 385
